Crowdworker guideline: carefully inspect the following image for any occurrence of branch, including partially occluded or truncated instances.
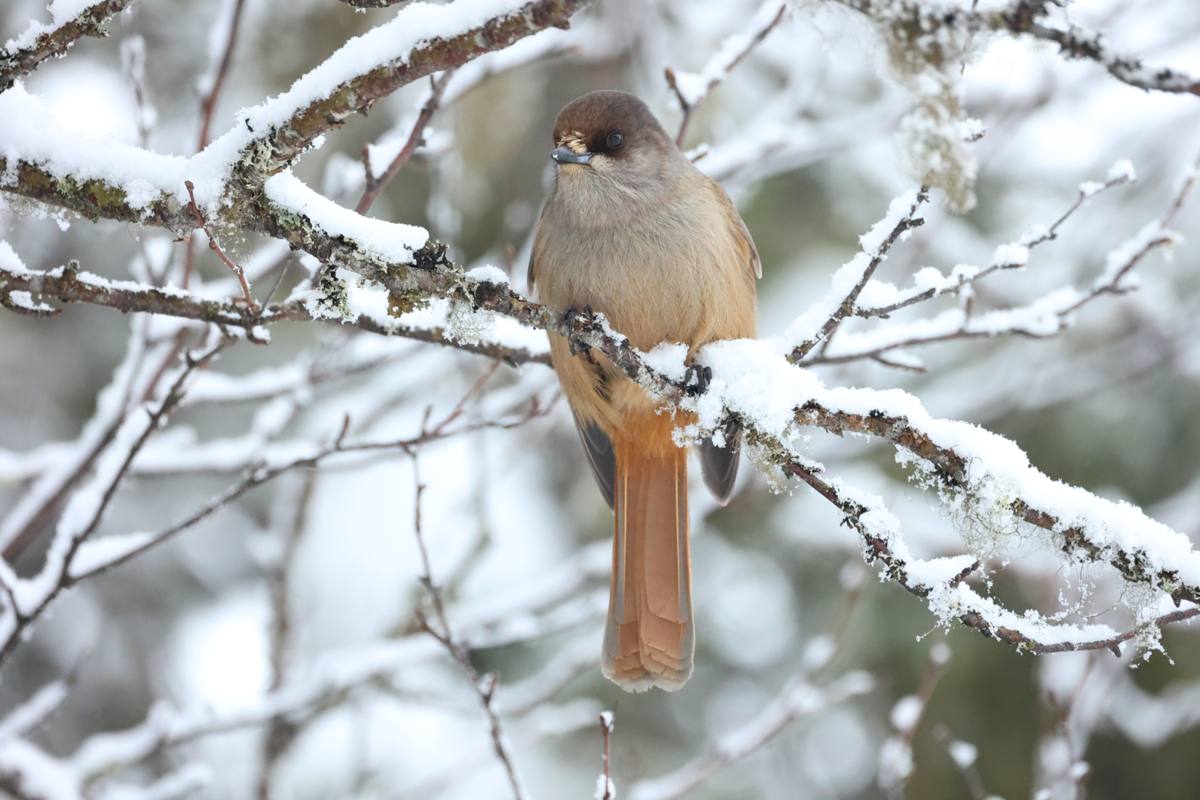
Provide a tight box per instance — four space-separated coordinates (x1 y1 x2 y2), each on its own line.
805 162 1192 367
0 335 225 665
832 0 1200 97
410 452 525 800
853 164 1137 321
0 0 135 92
13 157 1199 652
0 257 550 365
225 0 588 188
663 1 788 147
356 70 455 213
630 672 873 800
787 187 929 362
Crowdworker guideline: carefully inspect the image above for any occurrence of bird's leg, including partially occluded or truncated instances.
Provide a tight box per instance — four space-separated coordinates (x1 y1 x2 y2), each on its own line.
683 363 713 397
563 304 597 356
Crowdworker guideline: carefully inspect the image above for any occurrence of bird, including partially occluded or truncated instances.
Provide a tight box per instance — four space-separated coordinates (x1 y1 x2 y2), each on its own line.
529 90 760 692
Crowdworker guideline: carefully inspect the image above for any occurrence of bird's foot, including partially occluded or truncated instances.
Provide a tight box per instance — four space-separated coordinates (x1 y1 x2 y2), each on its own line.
563 304 597 355
683 363 713 397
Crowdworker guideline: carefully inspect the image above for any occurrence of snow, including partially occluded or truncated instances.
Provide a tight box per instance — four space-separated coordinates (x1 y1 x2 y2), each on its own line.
0 740 80 799
781 190 919 347
990 243 1029 268
68 532 156 579
890 695 922 732
18 407 155 609
0 681 69 742
0 85 188 211
948 740 978 769
691 335 1200 602
465 265 510 285
1096 220 1174 290
641 343 689 382
594 774 616 799
1107 159 1137 184
0 239 28 272
264 172 429 262
3 0 104 54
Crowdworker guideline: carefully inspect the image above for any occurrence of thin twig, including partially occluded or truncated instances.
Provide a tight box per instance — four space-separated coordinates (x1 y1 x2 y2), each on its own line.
356 71 455 214
184 180 258 313
789 186 929 362
598 711 615 800
197 0 250 151
410 452 526 800
663 2 788 147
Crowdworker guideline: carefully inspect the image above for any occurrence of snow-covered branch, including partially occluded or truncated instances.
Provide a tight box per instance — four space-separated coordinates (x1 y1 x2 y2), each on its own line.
0 0 134 92
834 0 1200 97
663 0 789 147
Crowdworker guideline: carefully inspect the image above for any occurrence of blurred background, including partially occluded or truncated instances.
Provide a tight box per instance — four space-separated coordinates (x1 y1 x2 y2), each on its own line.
1 0 1199 797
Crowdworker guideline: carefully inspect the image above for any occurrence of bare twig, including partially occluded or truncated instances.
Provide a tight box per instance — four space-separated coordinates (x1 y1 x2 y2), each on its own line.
879 641 952 793
0 336 226 665
197 0 250 151
806 162 1196 366
257 472 317 800
663 2 788 147
410 453 526 800
597 711 615 800
854 169 1136 320
356 71 455 214
630 671 873 800
184 180 258 313
932 725 990 800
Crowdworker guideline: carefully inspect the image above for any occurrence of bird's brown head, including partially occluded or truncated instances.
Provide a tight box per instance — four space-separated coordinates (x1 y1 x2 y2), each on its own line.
550 91 677 186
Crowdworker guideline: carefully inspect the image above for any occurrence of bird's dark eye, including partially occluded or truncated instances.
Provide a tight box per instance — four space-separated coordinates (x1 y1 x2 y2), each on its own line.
605 131 624 151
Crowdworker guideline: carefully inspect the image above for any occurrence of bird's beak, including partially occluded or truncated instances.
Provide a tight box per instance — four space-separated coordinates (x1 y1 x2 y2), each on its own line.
551 147 592 166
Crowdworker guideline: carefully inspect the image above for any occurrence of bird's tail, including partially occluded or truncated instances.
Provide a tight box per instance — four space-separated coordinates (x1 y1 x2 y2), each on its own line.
602 425 693 692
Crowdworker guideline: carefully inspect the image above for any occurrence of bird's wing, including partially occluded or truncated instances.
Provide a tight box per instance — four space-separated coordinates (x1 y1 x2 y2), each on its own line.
527 203 550 292
706 177 762 279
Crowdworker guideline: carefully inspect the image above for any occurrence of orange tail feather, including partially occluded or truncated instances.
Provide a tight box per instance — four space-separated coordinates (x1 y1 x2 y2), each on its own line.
602 431 693 692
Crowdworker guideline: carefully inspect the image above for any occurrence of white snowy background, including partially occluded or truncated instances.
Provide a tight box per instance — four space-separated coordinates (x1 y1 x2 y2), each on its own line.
0 0 1198 798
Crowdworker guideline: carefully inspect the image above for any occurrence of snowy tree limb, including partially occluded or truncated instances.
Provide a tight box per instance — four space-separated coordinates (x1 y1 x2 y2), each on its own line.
0 0 135 92
225 0 588 189
833 0 1200 97
0 257 551 365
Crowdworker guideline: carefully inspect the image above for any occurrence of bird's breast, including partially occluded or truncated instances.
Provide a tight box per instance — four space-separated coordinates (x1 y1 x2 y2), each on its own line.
535 198 724 351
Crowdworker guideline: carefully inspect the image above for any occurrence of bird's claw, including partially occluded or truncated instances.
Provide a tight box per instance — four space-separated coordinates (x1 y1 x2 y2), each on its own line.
683 364 712 396
563 305 596 355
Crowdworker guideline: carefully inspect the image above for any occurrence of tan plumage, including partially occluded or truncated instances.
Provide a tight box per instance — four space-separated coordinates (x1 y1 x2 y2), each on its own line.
530 91 758 691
